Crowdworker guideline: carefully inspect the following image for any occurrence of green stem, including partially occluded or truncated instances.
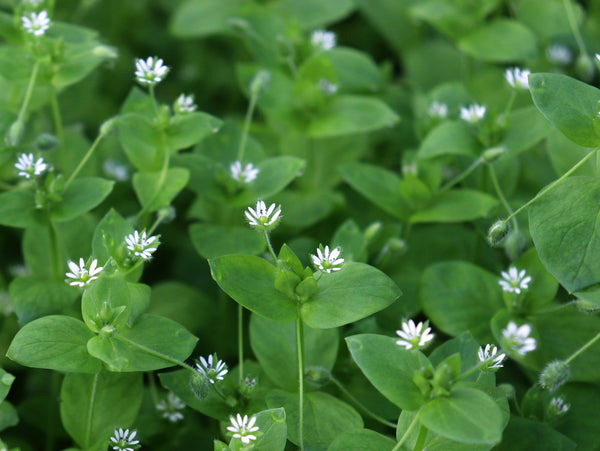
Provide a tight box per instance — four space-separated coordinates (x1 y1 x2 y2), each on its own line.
114 334 195 372
563 0 588 57
149 85 161 118
413 425 428 451
148 372 160 407
565 332 600 365
392 408 422 451
296 318 305 451
47 218 61 281
488 164 519 233
238 303 245 388
329 375 397 428
505 147 600 222
50 89 65 148
236 91 258 162
439 157 484 192
84 373 99 449
17 61 40 123
64 131 105 189
263 229 278 262
456 363 485 382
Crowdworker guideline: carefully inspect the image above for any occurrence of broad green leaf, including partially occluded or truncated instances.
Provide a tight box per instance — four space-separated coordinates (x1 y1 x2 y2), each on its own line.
0 46 33 81
167 111 222 151
556 384 600 450
266 390 363 449
280 0 354 29
410 190 497 224
421 261 504 342
328 48 383 92
132 167 189 212
301 262 401 328
190 223 265 259
332 219 368 263
515 0 582 39
346 334 428 410
51 178 114 223
117 113 162 171
9 276 78 325
546 130 596 177
420 387 503 445
53 40 115 89
87 314 198 372
328 429 396 451
458 19 537 62
127 282 151 325
0 190 39 228
0 369 15 403
529 177 600 292
0 401 18 432
529 73 600 147
6 315 102 373
501 107 552 155
60 372 142 449
340 163 410 220
418 121 479 159
495 416 576 450
247 408 287 451
249 313 338 391
308 95 399 138
170 0 242 38
208 255 298 322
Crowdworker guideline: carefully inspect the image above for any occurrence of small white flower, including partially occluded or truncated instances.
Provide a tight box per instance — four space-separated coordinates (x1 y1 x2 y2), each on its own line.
134 56 169 86
478 344 506 370
227 414 260 444
103 159 129 181
548 397 570 416
311 245 344 273
15 153 47 179
548 44 573 65
230 161 259 183
502 321 536 355
311 29 336 51
109 428 140 451
395 319 434 350
505 67 530 90
65 258 103 287
460 104 486 123
318 78 338 95
125 230 158 261
174 93 196 114
195 354 228 384
21 10 50 36
499 266 532 295
156 392 186 423
245 200 282 230
428 101 448 119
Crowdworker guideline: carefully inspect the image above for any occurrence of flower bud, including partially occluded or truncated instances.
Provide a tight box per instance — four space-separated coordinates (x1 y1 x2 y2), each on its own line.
576 298 600 314
250 70 271 96
483 146 507 163
189 369 210 400
387 237 407 253
92 45 119 59
35 133 59 151
157 205 176 223
240 376 258 397
5 120 25 147
539 360 570 392
99 117 116 136
487 220 510 247
576 53 595 82
364 221 382 242
547 396 570 417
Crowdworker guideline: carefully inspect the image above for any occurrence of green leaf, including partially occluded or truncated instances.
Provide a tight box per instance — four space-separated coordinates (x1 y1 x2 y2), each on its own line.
167 112 222 151
87 314 198 372
249 313 338 391
513 248 558 313
280 0 354 29
495 416 576 451
556 384 600 450
340 162 411 220
189 223 265 259
421 261 504 342
332 219 368 263
529 177 600 293
266 390 363 449
170 0 242 38
60 372 142 449
51 178 114 223
9 276 79 325
515 0 582 39
0 369 15 404
301 262 401 328
420 387 503 445
132 167 190 212
308 95 399 138
251 408 287 451
272 189 343 228
328 48 383 92
81 275 131 333
346 334 428 410
501 107 552 155
6 315 102 373
529 73 600 147
410 189 498 224
117 113 161 171
92 208 134 264
208 255 298 322
546 129 596 178
418 121 479 159
328 429 396 451
0 190 39 228
0 401 18 432
458 19 537 62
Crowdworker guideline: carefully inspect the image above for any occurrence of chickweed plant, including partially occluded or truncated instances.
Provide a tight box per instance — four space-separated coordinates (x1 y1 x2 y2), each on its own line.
0 1 600 450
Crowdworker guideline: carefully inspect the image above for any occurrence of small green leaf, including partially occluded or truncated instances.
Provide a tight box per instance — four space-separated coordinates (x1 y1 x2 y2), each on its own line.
328 47 383 92
495 416 576 450
190 223 265 259
51 178 114 223
252 408 287 451
418 121 479 159
280 0 354 29
0 369 15 404
0 190 39 228
167 111 222 151
328 429 396 451
0 402 18 432
92 208 134 264
117 113 162 171
133 167 190 212
170 0 242 38
410 189 498 223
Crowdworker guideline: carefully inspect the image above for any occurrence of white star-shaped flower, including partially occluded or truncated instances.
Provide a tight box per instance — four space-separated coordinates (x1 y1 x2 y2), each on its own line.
311 245 344 273
156 392 186 423
245 200 281 230
395 319 434 350
15 153 47 179
311 29 336 51
318 79 338 95
227 414 260 444
502 321 536 355
109 428 140 451
125 230 158 260
478 344 506 370
134 56 169 86
460 104 486 123
505 67 530 90
548 44 572 65
21 10 51 36
428 101 448 119
65 258 103 287
195 354 228 384
499 266 532 295
174 93 196 114
230 161 259 183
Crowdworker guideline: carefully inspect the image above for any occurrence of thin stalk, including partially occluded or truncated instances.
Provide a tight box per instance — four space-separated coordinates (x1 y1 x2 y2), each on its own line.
238 303 244 388
236 91 258 162
296 318 305 451
48 219 61 281
392 408 422 451
456 363 485 382
563 0 588 57
149 85 161 119
488 164 519 233
148 372 160 407
17 61 40 123
503 90 517 118
329 375 397 428
565 332 600 365
505 147 600 223
84 373 99 449
50 90 65 148
439 157 484 192
64 131 105 189
263 230 278 262
413 425 428 451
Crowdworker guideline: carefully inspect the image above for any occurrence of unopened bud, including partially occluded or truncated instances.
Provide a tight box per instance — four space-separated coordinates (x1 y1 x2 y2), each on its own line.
240 376 258 397
92 45 119 59
35 133 59 151
487 220 510 247
539 360 570 392
576 53 594 81
250 70 271 96
387 237 407 253
5 120 25 147
189 369 210 400
364 222 382 242
548 396 570 416
157 205 176 223
576 298 600 314
483 146 507 163
99 117 116 136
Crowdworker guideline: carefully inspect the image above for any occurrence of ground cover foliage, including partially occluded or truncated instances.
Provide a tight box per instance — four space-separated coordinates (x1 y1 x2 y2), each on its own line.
0 0 599 450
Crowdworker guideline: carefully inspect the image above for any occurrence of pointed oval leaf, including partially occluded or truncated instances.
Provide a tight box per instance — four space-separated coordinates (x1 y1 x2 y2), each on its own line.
410 189 498 224
51 178 114 223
